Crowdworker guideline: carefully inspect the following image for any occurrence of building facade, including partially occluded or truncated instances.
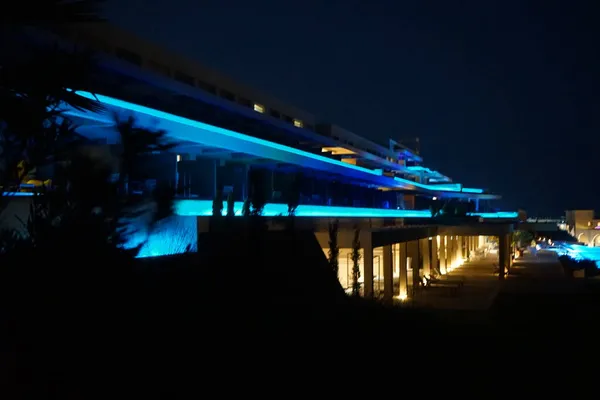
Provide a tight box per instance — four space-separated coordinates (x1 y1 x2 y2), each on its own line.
566 210 600 246
1 24 519 301
48 23 502 210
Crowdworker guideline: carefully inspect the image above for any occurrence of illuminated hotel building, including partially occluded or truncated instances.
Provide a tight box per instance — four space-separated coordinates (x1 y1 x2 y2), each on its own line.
2 24 519 300
566 210 600 246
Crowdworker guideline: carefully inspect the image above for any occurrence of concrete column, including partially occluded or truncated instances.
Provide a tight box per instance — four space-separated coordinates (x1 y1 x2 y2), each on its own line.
439 236 447 274
364 244 374 298
383 245 393 303
242 164 249 200
455 236 459 262
455 236 460 262
408 240 420 291
431 236 438 275
507 233 513 271
448 237 455 270
498 234 508 280
398 242 408 299
420 238 431 278
465 236 471 259
213 159 218 198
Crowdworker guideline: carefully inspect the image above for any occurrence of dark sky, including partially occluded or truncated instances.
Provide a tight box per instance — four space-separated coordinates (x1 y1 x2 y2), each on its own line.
103 0 599 216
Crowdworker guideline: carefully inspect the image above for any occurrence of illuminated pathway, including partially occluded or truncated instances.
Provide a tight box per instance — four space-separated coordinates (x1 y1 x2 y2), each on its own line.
413 255 500 310
409 253 502 310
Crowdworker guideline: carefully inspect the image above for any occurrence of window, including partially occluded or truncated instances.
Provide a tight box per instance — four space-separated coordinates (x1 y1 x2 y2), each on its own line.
270 109 281 118
253 103 265 113
220 89 236 101
283 115 293 124
147 60 170 76
115 47 142 66
174 71 195 86
196 80 217 94
293 119 303 128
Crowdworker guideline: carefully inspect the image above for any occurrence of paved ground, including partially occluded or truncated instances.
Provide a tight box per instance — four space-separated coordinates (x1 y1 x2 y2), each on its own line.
491 250 600 336
410 253 502 310
399 250 600 334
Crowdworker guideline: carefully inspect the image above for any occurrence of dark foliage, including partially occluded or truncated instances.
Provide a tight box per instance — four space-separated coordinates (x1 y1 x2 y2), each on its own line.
248 168 266 215
351 226 361 296
0 45 104 194
558 255 600 277
286 172 302 216
226 192 235 217
328 219 339 278
212 188 223 217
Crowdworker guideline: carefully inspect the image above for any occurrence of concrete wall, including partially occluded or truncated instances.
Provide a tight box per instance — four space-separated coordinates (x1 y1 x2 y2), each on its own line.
566 210 594 232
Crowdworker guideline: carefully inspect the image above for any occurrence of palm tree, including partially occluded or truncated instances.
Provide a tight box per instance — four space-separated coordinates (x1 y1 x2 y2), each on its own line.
113 115 175 195
0 0 106 191
1 114 177 258
0 47 103 192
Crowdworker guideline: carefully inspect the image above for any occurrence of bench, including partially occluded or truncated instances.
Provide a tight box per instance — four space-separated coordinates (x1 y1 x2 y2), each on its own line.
422 276 462 296
436 275 465 286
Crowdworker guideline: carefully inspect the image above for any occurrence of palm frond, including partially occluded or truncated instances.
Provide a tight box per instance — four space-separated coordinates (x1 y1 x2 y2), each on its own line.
1 45 104 114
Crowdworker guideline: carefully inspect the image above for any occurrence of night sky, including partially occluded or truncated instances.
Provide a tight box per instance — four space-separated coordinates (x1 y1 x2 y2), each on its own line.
103 0 599 216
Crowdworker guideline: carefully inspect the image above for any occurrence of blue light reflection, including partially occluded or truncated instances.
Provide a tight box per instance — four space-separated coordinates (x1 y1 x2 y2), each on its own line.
462 188 484 194
123 215 198 258
174 200 517 219
550 243 600 265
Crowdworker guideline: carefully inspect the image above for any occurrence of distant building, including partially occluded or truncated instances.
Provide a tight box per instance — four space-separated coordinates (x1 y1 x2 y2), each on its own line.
566 210 600 246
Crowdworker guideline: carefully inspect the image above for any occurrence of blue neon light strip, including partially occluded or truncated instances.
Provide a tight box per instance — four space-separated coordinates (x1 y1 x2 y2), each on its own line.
428 183 462 192
0 192 516 218
176 200 431 218
69 91 492 195
472 211 519 219
2 192 34 197
393 177 461 192
175 200 517 219
462 188 484 194
72 91 381 177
